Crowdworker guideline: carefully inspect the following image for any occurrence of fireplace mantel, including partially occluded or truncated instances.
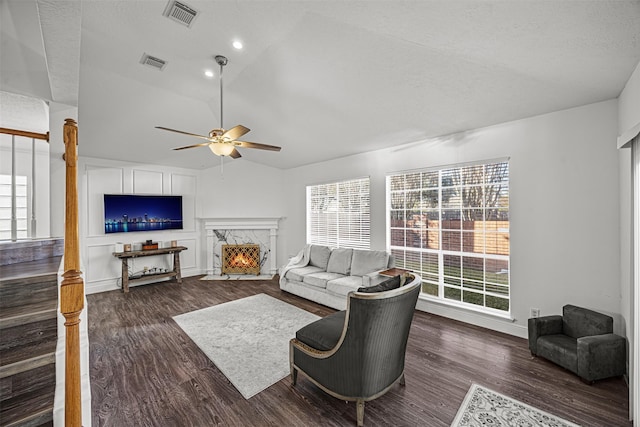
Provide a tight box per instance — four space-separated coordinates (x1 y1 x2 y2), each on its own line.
201 217 281 276
202 217 280 230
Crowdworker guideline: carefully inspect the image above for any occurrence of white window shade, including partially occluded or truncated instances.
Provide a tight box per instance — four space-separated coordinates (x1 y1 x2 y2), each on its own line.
307 177 370 249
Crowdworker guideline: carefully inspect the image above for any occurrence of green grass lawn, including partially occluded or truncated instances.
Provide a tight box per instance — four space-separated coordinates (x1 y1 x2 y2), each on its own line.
401 257 510 312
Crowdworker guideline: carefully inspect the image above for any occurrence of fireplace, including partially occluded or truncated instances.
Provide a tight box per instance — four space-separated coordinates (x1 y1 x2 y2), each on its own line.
222 244 260 275
202 217 281 277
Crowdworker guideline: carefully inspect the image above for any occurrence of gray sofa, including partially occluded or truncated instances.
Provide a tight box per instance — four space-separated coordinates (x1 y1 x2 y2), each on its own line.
528 304 626 383
279 245 394 310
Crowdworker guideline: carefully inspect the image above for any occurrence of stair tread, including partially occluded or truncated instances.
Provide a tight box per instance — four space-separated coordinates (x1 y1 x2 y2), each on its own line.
0 363 56 402
0 275 58 310
0 272 58 288
0 386 54 426
0 337 57 370
0 351 56 380
0 300 57 327
0 257 61 284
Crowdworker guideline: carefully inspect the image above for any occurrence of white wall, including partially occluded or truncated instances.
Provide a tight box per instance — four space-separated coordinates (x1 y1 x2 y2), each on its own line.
617 60 640 422
79 156 200 294
49 103 77 238
619 61 640 139
197 158 286 270
284 99 621 338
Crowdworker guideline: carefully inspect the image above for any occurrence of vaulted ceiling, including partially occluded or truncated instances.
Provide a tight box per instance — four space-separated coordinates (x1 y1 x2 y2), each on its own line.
2 0 640 169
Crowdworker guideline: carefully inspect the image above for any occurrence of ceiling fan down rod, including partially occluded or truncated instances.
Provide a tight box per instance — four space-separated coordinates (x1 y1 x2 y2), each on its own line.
215 55 228 129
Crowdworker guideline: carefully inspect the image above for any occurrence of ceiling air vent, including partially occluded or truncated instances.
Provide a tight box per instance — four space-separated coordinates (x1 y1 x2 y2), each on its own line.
140 53 167 71
163 0 199 27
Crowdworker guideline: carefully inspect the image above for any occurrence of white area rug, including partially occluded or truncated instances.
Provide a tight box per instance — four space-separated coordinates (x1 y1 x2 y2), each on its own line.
451 384 580 427
173 293 319 399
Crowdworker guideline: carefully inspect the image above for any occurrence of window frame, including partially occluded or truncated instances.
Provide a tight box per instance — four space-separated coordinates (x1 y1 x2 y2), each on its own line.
306 176 371 250
0 174 29 240
386 159 510 316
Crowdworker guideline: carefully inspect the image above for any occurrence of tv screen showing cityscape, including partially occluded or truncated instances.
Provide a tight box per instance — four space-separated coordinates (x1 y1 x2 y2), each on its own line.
104 194 183 234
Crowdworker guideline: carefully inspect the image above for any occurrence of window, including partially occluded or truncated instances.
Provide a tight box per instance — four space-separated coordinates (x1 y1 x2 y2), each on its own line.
0 175 28 240
307 177 370 249
387 161 510 313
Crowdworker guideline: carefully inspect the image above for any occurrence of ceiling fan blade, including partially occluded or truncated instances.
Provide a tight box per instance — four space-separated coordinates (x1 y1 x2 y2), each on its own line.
156 126 211 141
229 148 242 159
234 140 282 152
222 125 250 141
173 142 211 151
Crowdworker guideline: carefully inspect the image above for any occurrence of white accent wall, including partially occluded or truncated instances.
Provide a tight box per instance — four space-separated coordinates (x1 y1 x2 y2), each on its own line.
78 157 200 294
197 159 287 272
283 99 621 339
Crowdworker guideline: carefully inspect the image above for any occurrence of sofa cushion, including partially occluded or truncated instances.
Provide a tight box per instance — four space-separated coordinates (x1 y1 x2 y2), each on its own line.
562 304 613 339
350 249 389 277
326 276 364 297
303 272 346 289
286 265 325 282
296 310 346 351
326 248 353 275
537 334 578 373
309 245 331 269
358 275 401 293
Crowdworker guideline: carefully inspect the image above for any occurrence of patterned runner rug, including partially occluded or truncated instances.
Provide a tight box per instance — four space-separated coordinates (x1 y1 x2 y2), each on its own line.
173 293 319 399
451 383 580 427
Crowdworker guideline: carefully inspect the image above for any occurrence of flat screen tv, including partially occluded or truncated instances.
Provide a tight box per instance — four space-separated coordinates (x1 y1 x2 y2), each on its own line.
104 194 183 234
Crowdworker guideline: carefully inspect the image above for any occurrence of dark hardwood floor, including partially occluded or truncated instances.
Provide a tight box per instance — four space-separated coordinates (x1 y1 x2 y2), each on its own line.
87 275 630 426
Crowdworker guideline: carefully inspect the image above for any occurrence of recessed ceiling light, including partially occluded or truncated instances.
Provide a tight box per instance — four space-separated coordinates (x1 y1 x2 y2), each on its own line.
204 70 214 78
232 40 243 50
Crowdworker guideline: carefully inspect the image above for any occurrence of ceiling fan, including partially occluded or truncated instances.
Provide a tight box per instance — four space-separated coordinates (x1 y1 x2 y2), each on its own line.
156 55 281 159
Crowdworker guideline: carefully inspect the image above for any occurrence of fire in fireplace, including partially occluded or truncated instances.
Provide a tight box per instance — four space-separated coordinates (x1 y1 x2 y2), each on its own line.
222 244 260 275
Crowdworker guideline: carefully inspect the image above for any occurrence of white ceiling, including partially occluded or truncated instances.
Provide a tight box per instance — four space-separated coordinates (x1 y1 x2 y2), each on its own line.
2 0 640 170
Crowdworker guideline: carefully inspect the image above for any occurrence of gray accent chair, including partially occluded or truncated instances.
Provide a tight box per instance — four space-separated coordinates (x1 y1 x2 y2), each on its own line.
289 273 421 426
528 304 626 383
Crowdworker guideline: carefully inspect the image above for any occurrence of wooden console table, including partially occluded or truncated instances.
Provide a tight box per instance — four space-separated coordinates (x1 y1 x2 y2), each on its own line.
112 246 187 293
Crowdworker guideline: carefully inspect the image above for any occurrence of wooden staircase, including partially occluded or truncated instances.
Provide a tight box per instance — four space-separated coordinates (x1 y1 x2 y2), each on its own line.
0 119 85 426
0 251 62 427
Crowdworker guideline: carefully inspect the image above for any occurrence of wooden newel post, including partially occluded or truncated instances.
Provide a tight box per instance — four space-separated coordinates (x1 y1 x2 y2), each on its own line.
62 118 84 427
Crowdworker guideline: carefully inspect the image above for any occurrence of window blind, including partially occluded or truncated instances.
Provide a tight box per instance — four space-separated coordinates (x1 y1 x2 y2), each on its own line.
307 177 370 249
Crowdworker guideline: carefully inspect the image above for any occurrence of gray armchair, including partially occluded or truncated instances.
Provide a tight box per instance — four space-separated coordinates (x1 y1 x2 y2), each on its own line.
290 273 421 426
528 304 626 383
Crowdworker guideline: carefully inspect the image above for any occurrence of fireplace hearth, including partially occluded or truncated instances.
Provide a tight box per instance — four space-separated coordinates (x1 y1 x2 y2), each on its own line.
222 244 260 275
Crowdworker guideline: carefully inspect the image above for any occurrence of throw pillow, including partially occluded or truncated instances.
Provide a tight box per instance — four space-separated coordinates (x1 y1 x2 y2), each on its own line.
350 249 389 277
308 245 331 269
357 275 401 293
326 248 353 275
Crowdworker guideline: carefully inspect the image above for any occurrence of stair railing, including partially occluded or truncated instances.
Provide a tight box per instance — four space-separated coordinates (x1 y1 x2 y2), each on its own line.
61 118 83 426
0 127 49 241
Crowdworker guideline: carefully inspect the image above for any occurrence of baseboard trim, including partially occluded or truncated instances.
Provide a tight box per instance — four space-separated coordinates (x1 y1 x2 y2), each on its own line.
85 268 205 294
415 298 528 338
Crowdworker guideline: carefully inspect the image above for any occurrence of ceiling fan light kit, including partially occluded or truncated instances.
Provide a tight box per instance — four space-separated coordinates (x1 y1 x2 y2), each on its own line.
156 55 281 160
210 142 235 156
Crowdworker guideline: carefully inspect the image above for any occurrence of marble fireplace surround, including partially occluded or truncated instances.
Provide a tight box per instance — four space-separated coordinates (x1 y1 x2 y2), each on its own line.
203 218 280 277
